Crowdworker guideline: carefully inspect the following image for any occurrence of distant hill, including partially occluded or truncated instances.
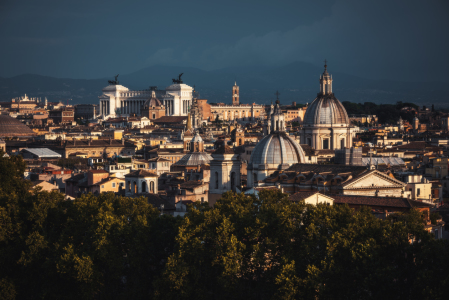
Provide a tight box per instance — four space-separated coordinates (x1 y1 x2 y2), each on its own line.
0 62 447 107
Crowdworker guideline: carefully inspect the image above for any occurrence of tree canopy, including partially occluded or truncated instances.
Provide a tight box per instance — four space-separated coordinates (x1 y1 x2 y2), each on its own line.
1 153 448 299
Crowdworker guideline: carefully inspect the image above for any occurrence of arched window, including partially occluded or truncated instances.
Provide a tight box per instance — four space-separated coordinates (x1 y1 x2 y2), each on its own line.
254 173 258 184
133 182 137 194
150 181 154 192
215 172 219 189
128 181 131 191
231 172 236 191
239 138 242 146
142 181 147 193
276 120 279 131
152 113 156 119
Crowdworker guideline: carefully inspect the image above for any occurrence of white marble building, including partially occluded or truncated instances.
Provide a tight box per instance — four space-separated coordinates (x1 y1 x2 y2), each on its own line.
98 82 193 119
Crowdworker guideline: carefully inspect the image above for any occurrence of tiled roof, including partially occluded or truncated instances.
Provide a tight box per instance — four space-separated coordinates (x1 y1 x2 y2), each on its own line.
179 180 206 189
333 194 410 208
332 194 433 209
289 191 319 202
213 145 235 154
286 163 366 176
125 169 158 178
153 116 187 123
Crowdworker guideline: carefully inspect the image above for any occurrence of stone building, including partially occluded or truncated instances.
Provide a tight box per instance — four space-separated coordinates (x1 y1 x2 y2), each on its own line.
247 98 306 188
210 102 265 122
124 170 158 196
64 138 135 158
98 77 192 118
209 145 242 205
260 164 408 198
300 62 354 150
49 108 74 124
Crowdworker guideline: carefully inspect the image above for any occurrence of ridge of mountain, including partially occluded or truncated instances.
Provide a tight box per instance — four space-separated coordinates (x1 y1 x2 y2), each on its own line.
0 62 446 107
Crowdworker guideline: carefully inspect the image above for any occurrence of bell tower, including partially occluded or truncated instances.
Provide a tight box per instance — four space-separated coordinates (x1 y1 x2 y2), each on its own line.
271 91 285 132
232 82 239 106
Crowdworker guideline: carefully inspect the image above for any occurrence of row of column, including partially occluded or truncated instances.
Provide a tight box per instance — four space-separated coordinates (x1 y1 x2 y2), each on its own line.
182 100 191 115
121 100 145 115
100 100 110 116
165 100 174 116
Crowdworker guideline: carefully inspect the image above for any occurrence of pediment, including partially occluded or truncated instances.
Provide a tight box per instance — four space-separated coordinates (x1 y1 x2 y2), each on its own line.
342 170 405 189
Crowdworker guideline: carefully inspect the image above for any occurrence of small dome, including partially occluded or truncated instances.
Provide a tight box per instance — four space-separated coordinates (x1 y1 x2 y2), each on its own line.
0 115 36 137
249 132 305 165
143 96 163 108
191 132 203 143
303 95 349 125
173 152 212 166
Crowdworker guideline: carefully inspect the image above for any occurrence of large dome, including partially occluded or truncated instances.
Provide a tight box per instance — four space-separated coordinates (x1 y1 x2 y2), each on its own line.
249 132 305 165
303 95 349 125
0 115 36 137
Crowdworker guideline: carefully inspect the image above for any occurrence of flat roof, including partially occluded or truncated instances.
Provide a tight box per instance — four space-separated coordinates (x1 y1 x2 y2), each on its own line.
22 148 62 158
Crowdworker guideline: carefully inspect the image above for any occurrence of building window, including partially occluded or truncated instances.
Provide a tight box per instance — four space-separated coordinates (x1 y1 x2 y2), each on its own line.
323 139 329 150
215 172 219 189
417 188 420 196
101 185 105 188
112 183 116 188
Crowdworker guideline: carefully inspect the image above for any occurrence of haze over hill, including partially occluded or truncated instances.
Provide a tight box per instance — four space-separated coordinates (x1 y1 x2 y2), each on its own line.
0 62 446 108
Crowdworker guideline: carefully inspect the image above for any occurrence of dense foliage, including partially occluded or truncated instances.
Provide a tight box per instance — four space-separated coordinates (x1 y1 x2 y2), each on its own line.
1 153 448 299
342 101 419 124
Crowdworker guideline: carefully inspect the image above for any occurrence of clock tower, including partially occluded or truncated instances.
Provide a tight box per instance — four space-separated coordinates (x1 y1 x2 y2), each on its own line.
232 82 239 106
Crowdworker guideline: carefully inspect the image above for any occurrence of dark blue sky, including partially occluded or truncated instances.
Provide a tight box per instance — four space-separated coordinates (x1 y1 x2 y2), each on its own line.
1 0 448 82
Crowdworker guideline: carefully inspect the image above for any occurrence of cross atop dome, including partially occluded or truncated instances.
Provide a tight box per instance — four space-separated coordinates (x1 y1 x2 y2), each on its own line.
275 90 280 105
